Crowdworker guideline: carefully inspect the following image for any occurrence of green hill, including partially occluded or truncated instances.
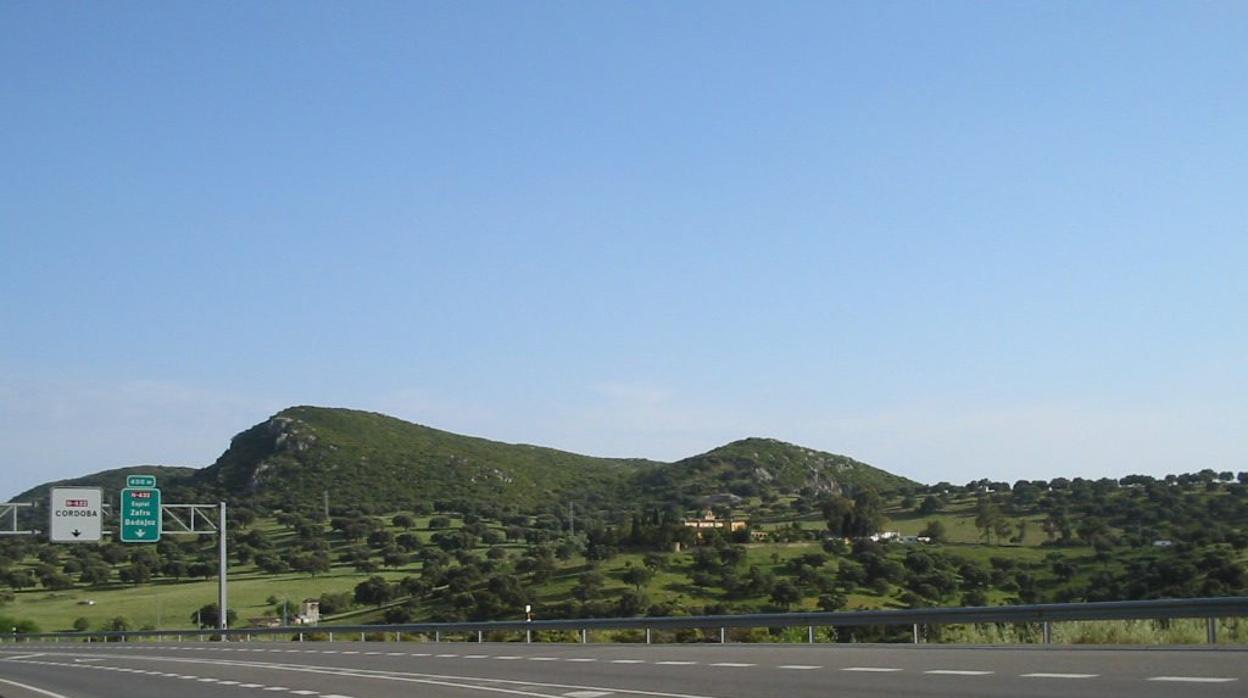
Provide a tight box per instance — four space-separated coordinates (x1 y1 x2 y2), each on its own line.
192 406 656 510
11 465 202 505
636 437 916 505
10 407 916 514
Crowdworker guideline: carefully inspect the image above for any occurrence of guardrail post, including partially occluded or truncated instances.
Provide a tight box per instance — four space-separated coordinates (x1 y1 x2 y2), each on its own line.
359 632 365 642
912 624 920 644
525 628 532 644
298 632 304 642
1207 617 1217 644
719 627 726 644
435 630 441 643
646 628 651 645
1042 622 1051 644
477 630 483 643
328 631 334 642
807 626 814 644
581 628 587 644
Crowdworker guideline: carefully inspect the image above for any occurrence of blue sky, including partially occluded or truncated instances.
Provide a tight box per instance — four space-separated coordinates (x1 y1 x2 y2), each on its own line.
3 2 1246 499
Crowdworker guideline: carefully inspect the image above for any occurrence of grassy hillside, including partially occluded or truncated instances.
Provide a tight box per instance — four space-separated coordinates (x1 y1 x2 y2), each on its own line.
12 465 201 505
194 406 658 510
4 476 1244 640
635 437 915 505
10 407 914 515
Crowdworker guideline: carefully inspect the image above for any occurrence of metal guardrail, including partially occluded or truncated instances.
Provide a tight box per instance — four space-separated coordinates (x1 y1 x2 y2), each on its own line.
8 596 1247 645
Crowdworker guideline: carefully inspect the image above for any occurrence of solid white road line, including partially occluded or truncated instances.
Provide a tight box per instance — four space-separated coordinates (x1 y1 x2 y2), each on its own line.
1021 673 1099 679
0 677 73 698
1148 676 1237 683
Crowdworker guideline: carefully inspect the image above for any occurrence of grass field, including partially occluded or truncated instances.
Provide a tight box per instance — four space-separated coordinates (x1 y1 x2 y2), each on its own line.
2 501 1243 639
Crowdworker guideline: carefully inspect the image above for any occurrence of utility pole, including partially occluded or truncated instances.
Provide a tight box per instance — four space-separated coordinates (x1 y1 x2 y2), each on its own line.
218 501 228 632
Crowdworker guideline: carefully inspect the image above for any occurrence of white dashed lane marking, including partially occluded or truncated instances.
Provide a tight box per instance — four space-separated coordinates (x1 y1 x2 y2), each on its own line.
654 661 697 665
1148 676 1237 683
710 662 755 667
925 670 993 676
1022 673 1098 679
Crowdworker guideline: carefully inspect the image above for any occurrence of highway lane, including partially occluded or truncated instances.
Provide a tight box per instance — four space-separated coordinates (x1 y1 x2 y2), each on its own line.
2 641 1246 697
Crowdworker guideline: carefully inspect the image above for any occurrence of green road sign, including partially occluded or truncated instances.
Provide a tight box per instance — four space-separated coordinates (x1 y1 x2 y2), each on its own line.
126 475 157 488
120 487 161 543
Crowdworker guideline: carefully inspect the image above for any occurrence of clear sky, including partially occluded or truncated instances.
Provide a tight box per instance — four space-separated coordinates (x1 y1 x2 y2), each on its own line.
3 2 1246 499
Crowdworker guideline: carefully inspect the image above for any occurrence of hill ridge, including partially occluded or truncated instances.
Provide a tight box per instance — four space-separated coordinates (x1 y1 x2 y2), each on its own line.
11 406 916 508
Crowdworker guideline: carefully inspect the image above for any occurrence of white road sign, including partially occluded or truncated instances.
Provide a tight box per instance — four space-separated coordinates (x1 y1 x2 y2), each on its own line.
49 487 103 543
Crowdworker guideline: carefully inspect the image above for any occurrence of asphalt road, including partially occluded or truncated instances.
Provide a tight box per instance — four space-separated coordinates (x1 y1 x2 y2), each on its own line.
2 640 1245 698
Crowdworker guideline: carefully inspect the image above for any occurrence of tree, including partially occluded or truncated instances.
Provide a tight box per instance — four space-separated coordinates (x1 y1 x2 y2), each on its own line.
191 603 237 629
291 552 331 577
383 549 409 568
919 520 946 543
621 566 653 592
573 571 605 602
72 617 90 632
118 563 152 586
392 514 415 530
974 498 1005 545
770 580 802 609
817 592 848 612
354 576 394 607
821 495 854 537
6 569 34 590
79 564 113 587
643 552 667 572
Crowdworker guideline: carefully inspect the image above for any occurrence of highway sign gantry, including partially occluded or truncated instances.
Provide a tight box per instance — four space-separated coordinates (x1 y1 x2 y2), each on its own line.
48 487 103 542
120 484 161 543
